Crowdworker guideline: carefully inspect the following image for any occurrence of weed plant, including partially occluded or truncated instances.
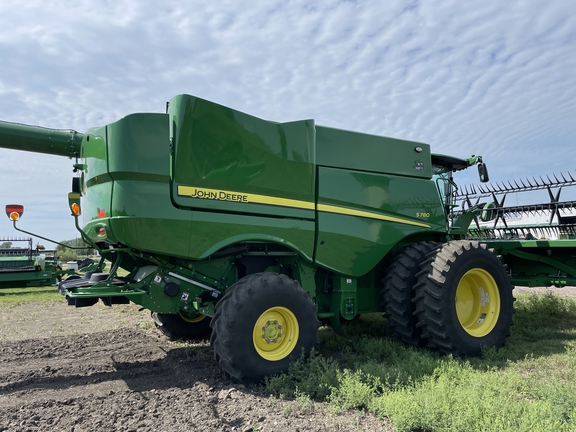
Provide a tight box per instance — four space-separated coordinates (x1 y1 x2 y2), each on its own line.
262 292 576 431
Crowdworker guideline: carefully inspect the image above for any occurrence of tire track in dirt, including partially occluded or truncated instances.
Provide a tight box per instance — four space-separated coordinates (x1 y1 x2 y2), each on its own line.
0 302 390 431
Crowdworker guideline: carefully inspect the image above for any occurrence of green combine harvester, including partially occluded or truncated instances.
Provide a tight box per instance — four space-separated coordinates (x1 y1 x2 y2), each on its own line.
0 237 70 287
1 94 575 381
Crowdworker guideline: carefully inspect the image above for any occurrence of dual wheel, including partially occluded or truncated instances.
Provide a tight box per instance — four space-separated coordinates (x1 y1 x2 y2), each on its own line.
382 240 514 356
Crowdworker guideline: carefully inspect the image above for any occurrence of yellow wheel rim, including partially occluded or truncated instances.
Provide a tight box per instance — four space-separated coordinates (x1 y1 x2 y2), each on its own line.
455 268 500 337
253 306 299 362
179 310 207 323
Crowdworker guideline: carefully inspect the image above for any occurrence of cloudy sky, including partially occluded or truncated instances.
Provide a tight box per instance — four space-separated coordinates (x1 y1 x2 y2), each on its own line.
0 0 575 246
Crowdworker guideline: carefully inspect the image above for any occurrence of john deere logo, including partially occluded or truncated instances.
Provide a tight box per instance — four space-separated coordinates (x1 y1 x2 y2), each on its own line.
414 160 424 170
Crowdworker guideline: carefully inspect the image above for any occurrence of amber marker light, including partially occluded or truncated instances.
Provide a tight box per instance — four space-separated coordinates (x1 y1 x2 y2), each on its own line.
71 203 81 216
9 212 19 221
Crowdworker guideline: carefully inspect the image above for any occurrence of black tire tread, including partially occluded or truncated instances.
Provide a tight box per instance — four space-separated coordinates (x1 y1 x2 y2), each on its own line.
210 272 320 382
413 240 514 356
381 241 440 346
152 312 212 340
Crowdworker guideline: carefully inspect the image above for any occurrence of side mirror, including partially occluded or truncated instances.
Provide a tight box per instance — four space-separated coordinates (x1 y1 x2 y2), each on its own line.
72 177 82 194
480 202 497 222
478 162 489 183
6 204 24 221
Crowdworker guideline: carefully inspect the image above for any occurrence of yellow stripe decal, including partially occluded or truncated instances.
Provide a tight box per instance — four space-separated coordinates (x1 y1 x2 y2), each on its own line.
317 204 431 228
177 185 315 210
178 185 430 228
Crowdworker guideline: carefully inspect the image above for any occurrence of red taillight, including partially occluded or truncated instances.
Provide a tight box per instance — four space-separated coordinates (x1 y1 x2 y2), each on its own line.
5 204 24 220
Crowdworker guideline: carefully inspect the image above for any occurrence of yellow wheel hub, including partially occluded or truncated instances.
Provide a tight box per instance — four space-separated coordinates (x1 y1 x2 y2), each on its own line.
455 268 500 337
179 311 207 323
253 306 299 361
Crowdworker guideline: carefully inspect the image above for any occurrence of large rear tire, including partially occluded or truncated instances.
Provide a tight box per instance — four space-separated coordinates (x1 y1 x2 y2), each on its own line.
210 272 320 382
152 311 212 340
381 242 439 346
414 240 514 356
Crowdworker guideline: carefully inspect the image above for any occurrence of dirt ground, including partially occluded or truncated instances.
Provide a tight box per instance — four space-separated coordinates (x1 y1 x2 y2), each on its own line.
1 286 573 432
0 301 390 432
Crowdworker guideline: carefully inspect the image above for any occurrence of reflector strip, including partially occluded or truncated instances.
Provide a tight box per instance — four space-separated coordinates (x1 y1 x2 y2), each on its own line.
317 204 431 228
178 184 431 228
177 185 314 210
6 205 23 213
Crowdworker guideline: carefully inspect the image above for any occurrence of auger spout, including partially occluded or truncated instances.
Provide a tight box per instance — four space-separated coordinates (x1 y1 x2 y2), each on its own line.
0 120 83 158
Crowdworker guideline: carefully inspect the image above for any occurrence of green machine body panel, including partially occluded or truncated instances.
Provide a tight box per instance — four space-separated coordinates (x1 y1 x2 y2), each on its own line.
315 125 432 179
312 126 443 276
169 95 316 216
168 94 317 260
315 167 446 276
80 113 193 258
0 93 480 327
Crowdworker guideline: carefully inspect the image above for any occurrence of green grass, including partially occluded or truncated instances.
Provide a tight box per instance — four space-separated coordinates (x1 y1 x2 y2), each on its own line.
262 292 576 431
0 285 63 306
